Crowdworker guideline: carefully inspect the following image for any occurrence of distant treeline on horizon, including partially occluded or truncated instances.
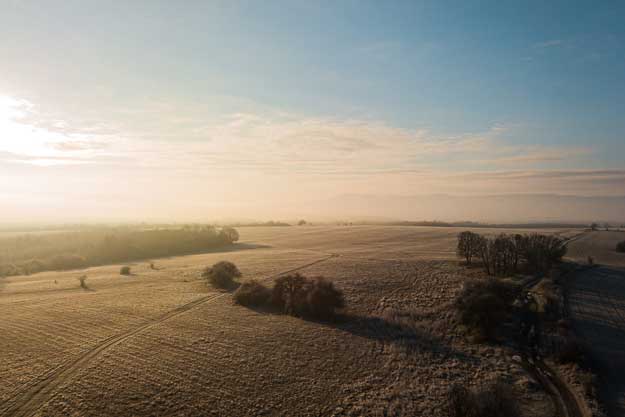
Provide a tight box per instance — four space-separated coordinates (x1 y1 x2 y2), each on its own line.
0 225 239 278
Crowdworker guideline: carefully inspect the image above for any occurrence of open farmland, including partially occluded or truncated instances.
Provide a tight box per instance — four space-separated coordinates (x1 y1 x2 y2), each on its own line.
1 225 579 416
566 231 625 417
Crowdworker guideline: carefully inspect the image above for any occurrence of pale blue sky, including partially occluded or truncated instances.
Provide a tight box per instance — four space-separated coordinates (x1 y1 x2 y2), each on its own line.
1 1 624 221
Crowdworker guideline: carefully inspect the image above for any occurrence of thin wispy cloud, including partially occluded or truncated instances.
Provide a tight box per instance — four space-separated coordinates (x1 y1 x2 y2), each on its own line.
534 39 564 48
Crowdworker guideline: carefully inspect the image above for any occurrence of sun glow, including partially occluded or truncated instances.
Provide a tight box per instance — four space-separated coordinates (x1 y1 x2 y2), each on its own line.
0 95 70 160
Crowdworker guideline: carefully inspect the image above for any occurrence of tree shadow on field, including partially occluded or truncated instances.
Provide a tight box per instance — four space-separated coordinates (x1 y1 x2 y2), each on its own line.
332 313 476 362
240 303 475 363
207 242 272 254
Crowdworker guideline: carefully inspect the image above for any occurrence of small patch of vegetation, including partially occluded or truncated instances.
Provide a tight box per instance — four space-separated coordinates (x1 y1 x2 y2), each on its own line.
232 273 345 319
78 275 88 289
454 279 520 341
446 380 521 417
203 261 241 289
120 266 131 275
272 273 344 319
616 240 625 253
233 280 271 306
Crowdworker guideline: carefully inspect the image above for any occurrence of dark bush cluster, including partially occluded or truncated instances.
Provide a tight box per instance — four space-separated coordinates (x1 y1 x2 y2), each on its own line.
447 381 521 417
203 261 242 289
233 280 271 306
457 231 566 276
272 274 345 319
454 279 521 341
231 272 345 319
120 266 131 276
616 240 625 253
0 225 240 277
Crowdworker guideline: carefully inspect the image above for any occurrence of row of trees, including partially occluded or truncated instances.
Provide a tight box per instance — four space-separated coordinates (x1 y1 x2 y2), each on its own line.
0 226 240 277
457 231 566 276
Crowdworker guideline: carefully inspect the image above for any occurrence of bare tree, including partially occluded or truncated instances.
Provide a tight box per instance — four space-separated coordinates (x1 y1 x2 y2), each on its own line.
456 231 484 264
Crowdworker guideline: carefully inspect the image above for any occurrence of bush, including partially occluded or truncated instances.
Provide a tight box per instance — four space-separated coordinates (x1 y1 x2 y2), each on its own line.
558 336 584 364
272 273 344 319
233 280 271 306
219 227 240 244
203 261 241 289
120 266 131 275
454 279 520 341
78 275 88 289
446 381 520 417
616 240 625 253
305 277 345 319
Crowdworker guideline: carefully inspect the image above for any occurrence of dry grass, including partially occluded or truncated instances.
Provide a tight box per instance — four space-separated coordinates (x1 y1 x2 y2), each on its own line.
0 226 568 416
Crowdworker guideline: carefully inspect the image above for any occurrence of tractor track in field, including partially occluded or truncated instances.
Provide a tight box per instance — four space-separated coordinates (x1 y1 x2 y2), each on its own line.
0 254 337 417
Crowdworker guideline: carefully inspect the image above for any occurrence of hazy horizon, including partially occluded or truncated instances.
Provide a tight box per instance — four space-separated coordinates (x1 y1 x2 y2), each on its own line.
2 1 624 223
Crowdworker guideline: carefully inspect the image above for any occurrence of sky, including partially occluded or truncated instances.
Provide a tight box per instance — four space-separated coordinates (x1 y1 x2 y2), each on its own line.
1 0 624 222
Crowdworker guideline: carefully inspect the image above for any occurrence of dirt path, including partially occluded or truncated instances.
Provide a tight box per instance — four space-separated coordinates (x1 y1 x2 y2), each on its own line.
0 254 336 417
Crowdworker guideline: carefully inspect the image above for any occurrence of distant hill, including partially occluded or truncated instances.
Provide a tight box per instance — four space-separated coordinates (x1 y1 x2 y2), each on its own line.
321 194 625 224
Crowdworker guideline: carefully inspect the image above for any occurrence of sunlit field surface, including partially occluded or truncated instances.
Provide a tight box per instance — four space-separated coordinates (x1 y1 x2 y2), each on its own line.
0 226 581 416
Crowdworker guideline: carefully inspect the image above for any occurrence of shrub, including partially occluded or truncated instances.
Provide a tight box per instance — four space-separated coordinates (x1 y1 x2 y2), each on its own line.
233 280 271 306
446 381 520 417
454 279 520 341
305 277 345 319
558 336 584 364
447 384 477 417
476 381 521 417
78 275 88 289
272 273 344 319
120 266 131 275
203 261 241 288
219 227 240 244
616 240 625 253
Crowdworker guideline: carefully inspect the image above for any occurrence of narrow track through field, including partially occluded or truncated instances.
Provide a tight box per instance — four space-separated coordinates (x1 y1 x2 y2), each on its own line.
0 254 336 417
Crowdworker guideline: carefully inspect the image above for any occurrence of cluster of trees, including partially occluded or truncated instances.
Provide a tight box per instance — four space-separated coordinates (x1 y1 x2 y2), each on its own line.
203 261 345 319
0 226 239 277
229 270 345 319
457 231 566 276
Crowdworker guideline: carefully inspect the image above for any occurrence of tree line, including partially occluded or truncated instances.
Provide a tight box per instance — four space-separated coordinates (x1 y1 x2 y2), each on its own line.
0 226 239 277
457 231 566 276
